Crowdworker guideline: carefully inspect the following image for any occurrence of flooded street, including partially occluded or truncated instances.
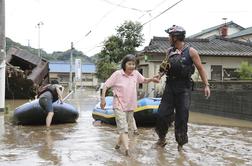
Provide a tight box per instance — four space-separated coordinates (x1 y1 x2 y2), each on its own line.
1 89 252 166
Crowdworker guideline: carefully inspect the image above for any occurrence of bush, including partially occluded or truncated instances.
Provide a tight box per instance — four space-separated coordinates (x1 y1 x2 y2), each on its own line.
236 61 252 80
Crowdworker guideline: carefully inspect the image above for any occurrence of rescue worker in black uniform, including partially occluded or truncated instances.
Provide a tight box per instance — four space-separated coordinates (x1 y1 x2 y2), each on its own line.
154 25 211 151
37 80 64 128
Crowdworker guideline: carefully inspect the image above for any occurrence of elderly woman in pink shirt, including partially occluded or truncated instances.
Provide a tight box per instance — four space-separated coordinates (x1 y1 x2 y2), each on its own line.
100 54 159 156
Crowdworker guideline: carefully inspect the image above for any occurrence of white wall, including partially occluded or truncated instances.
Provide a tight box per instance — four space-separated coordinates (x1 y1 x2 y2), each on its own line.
197 56 252 80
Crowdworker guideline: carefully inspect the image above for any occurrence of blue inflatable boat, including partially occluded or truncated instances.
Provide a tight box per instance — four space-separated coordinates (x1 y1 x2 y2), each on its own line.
92 96 161 126
14 99 79 125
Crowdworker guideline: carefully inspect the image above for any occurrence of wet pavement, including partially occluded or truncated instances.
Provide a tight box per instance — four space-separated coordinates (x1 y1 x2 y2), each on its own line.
0 89 252 166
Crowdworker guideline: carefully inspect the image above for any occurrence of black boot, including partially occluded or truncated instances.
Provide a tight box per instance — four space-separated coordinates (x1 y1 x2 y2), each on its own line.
155 138 167 147
177 144 183 151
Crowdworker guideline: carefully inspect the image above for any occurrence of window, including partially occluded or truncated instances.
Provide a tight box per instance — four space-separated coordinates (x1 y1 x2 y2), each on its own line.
211 65 222 80
223 68 238 80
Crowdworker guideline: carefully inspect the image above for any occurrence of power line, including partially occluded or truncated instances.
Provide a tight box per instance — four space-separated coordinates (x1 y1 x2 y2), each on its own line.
102 0 150 13
80 0 184 55
85 43 104 54
142 0 184 26
74 0 127 45
138 0 169 19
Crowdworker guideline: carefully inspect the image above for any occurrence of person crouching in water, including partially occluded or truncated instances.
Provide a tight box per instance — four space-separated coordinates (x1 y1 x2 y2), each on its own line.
100 54 159 156
37 80 64 128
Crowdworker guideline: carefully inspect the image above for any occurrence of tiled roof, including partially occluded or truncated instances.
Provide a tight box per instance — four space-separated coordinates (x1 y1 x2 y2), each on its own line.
142 36 252 57
228 27 252 38
189 21 244 38
49 61 96 73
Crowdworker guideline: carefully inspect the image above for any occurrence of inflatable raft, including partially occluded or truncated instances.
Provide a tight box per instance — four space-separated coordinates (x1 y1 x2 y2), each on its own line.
13 99 79 125
92 96 161 126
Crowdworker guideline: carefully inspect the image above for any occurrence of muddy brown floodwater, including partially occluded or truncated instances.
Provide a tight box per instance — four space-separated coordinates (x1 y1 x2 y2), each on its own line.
0 89 251 166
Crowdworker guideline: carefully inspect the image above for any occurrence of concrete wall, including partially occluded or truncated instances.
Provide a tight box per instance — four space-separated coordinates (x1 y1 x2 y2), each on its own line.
191 81 252 121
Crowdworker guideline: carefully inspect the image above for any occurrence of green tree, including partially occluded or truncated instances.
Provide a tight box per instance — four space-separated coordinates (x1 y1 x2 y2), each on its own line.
95 54 118 81
96 20 144 81
100 35 123 63
236 61 252 79
116 20 144 55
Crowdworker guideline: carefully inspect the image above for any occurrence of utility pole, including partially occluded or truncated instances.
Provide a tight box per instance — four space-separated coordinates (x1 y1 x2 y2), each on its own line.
69 42 74 92
37 21 43 58
0 0 6 112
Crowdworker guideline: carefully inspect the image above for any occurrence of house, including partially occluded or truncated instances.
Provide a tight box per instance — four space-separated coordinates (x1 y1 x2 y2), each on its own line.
189 21 252 43
189 21 244 39
5 47 49 99
137 36 252 96
227 27 252 43
49 61 98 88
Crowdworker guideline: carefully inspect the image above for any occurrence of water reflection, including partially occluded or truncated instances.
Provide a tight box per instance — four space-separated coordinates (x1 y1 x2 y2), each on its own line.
37 129 61 166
